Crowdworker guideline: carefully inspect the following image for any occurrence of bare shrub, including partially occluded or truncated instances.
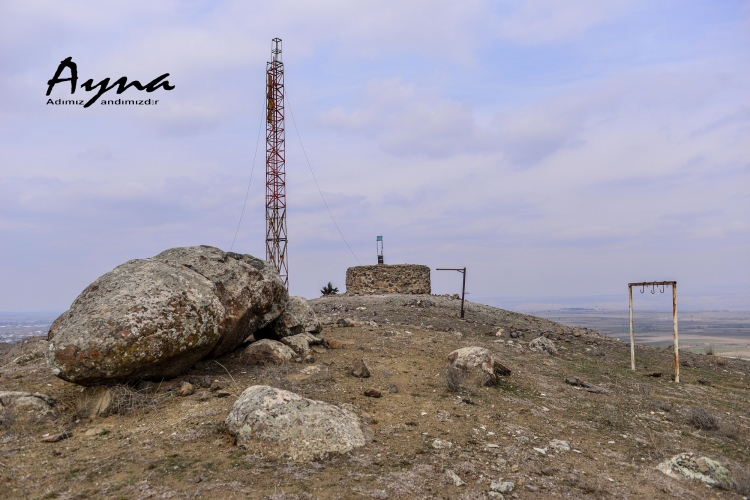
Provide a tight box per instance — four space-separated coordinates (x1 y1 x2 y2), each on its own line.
443 366 466 392
719 421 739 440
687 406 719 431
704 344 715 356
716 356 727 366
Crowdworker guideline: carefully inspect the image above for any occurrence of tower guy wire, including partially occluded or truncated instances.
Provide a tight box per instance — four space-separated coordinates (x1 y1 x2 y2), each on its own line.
285 93 361 266
229 107 264 253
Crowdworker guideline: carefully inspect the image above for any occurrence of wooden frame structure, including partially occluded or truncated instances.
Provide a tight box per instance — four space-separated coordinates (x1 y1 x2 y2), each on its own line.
628 281 679 382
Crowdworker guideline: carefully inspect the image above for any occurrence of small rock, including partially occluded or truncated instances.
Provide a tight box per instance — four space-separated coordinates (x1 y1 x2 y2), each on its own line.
239 339 296 365
41 431 71 442
364 387 382 398
644 372 662 378
83 426 110 437
445 468 465 486
337 318 357 327
585 386 607 394
0 391 57 429
328 339 353 349
549 439 570 452
487 492 504 499
215 391 231 398
76 386 113 418
565 377 581 386
446 346 511 386
178 382 195 397
432 439 453 449
529 336 557 355
697 377 710 386
490 481 515 493
352 358 371 378
495 328 505 337
387 384 399 393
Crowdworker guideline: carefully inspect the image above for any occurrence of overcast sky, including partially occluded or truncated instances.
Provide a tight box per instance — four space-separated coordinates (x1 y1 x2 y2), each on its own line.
1 1 748 312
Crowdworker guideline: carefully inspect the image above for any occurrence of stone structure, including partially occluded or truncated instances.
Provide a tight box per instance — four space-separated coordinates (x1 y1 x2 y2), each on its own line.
345 264 430 295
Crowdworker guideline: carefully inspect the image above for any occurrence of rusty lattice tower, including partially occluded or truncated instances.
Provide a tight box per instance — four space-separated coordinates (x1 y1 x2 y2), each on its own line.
265 38 288 288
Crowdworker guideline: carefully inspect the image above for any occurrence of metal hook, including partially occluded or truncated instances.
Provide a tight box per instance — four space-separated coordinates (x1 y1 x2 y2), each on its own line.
640 285 645 294
651 284 655 294
660 284 665 293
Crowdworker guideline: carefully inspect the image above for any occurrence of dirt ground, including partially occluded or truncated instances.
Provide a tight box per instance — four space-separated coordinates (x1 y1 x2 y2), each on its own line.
1 293 749 499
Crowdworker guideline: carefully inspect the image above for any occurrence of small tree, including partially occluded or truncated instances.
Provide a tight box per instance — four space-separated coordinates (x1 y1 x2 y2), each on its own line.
320 282 339 296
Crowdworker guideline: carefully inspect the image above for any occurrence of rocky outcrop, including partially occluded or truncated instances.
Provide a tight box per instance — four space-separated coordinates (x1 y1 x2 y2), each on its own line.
447 347 511 386
0 391 56 429
225 385 366 460
346 264 431 295
238 339 296 365
46 246 287 386
259 296 322 339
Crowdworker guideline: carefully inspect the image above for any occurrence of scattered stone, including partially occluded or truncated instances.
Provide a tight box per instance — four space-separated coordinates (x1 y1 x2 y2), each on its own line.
178 382 195 397
225 385 366 460
188 375 212 388
549 439 570 453
0 391 57 429
351 358 371 378
83 426 110 437
76 386 113 418
681 359 693 367
432 439 453 449
280 332 321 355
657 452 733 487
564 377 582 386
698 377 711 386
239 339 296 365
41 431 71 443
46 246 287 385
490 481 514 493
215 391 231 398
644 372 662 378
364 387 382 398
387 384 399 393
495 328 505 337
585 386 608 394
327 339 353 349
310 345 328 354
529 336 557 355
444 468 465 486
336 318 356 327
446 347 511 386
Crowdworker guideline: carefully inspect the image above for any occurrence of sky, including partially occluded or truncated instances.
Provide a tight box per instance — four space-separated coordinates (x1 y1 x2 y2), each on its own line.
1 0 749 313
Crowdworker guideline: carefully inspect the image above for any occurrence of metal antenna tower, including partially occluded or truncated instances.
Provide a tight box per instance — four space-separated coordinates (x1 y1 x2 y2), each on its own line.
265 38 288 288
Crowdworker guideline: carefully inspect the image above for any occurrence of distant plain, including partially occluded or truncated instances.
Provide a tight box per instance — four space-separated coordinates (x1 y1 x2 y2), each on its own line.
532 309 750 359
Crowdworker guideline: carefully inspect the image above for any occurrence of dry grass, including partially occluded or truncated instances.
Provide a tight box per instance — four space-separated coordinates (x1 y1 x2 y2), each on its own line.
716 356 727 366
686 406 719 431
704 344 715 356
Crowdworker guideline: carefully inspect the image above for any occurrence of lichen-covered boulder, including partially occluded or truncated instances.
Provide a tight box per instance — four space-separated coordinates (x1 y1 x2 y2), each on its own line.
225 385 366 460
153 246 287 356
657 453 733 487
280 332 324 355
238 339 296 365
447 346 511 386
259 296 322 339
46 246 287 385
0 391 56 429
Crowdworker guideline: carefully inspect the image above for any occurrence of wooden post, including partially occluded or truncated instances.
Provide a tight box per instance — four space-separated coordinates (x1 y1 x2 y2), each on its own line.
673 282 679 383
629 284 635 371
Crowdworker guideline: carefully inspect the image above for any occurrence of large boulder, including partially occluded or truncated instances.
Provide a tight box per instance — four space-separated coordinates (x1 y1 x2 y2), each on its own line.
225 385 366 460
447 347 511 386
0 391 56 429
46 246 287 385
657 453 733 487
258 296 322 339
